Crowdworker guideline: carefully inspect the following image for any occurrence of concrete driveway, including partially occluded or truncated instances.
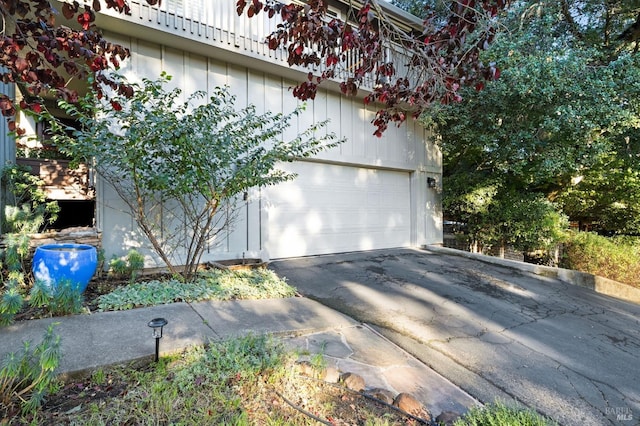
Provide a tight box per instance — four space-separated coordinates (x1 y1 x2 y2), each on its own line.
270 248 640 426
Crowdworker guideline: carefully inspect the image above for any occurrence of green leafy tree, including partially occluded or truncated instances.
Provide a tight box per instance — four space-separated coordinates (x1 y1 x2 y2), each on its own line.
423 1 640 251
48 73 341 281
555 155 640 234
445 180 568 259
483 191 569 261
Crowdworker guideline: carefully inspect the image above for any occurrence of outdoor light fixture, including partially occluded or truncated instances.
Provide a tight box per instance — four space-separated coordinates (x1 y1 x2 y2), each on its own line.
147 317 168 362
427 177 437 189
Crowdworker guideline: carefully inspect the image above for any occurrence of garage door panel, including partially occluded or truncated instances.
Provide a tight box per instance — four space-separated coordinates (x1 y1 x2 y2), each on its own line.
265 162 411 258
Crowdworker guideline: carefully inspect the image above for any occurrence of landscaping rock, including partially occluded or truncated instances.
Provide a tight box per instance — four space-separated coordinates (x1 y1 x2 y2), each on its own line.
393 392 432 421
364 388 396 405
295 360 316 377
320 366 341 383
340 372 365 391
435 410 462 425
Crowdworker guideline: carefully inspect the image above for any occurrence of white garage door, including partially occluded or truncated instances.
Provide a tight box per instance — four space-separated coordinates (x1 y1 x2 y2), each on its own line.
264 162 412 259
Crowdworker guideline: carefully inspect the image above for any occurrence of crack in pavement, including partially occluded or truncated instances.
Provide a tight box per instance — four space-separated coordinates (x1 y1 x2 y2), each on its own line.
273 250 640 426
558 362 637 426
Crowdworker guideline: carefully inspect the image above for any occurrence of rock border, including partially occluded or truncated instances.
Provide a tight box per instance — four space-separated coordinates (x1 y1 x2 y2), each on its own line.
295 359 462 425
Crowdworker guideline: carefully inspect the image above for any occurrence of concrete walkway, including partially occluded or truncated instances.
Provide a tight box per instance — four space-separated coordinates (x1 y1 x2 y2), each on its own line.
271 248 640 426
0 297 478 421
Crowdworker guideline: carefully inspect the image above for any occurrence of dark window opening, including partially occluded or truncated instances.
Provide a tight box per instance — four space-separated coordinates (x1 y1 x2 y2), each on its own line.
49 199 95 230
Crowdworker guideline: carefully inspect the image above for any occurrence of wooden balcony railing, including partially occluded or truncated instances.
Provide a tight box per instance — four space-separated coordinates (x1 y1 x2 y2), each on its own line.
107 0 378 90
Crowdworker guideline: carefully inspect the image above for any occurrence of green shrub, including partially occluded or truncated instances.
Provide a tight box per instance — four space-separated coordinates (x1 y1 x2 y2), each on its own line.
0 233 31 274
0 287 24 326
1 164 59 234
0 272 27 326
454 401 556 426
0 324 61 416
126 250 145 277
1 164 61 326
96 269 296 311
30 280 85 316
1 278 84 326
108 258 128 276
560 232 640 288
108 249 145 283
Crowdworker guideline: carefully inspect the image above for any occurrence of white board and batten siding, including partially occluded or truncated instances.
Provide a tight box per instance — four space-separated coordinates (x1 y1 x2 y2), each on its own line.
97 29 442 266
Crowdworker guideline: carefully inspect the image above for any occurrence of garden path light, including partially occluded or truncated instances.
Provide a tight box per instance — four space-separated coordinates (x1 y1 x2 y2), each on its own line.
147 317 168 362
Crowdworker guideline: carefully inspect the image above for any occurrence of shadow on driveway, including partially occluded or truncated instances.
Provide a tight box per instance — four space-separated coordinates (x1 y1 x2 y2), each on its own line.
271 248 640 426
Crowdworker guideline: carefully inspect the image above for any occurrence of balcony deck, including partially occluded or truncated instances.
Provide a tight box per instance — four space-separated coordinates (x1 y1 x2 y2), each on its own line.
95 0 420 92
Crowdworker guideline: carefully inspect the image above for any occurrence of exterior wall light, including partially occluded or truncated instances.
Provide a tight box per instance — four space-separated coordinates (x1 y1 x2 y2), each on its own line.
147 317 168 362
427 177 437 189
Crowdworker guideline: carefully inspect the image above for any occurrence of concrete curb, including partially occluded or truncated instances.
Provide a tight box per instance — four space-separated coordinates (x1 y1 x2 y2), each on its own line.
424 245 640 305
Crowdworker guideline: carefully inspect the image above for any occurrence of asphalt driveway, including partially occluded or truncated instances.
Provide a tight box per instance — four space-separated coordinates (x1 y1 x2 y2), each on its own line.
270 248 640 426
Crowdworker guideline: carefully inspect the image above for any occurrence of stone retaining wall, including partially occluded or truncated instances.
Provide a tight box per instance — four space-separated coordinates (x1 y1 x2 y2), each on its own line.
0 227 102 253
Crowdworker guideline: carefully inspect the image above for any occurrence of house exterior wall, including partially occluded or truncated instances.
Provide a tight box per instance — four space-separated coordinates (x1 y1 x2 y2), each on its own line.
98 33 442 263
4 0 442 263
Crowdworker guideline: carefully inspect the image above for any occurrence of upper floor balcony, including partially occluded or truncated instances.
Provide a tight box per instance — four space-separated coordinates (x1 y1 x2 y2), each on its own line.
95 0 423 94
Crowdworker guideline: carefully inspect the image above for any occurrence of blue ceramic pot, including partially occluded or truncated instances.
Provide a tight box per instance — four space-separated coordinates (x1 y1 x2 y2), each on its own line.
32 244 98 293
